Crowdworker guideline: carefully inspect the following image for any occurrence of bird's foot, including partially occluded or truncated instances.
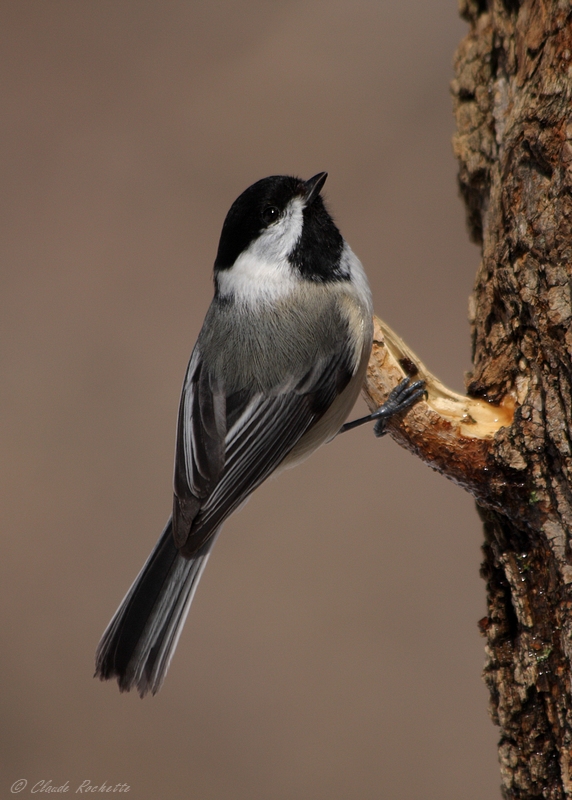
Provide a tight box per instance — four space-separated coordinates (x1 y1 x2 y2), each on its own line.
340 377 426 437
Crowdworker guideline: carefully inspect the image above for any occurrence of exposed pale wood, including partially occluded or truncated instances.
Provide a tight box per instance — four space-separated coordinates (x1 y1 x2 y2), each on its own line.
362 316 514 500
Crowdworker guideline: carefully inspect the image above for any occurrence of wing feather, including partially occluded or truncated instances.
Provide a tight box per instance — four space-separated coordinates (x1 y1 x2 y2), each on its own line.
173 338 354 557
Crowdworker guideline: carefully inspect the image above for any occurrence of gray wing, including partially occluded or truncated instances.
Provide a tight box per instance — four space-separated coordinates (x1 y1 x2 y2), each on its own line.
172 342 354 558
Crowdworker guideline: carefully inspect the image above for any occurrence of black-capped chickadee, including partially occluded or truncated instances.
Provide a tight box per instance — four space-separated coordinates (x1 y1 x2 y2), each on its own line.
95 173 424 696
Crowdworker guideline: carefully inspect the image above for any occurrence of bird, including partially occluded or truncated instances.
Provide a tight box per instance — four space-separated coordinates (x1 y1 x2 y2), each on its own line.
95 172 424 697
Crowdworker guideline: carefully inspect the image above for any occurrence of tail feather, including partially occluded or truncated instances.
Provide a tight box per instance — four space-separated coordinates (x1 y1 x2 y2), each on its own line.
95 518 214 697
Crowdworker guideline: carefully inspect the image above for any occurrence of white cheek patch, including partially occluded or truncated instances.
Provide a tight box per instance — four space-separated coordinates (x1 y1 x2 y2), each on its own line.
216 251 298 305
216 197 305 306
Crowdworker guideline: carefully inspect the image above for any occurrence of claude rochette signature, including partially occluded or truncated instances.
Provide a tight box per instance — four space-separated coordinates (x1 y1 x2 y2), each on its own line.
11 778 131 794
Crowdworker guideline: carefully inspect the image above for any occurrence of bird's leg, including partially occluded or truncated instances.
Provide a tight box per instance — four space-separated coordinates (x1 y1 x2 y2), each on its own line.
340 377 426 438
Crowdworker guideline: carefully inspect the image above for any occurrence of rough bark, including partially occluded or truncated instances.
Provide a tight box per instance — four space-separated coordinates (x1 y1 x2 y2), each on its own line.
361 2 572 797
454 2 572 797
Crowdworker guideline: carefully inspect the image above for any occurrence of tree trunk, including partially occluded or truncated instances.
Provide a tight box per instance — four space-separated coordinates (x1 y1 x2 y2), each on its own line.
357 2 572 797
452 2 572 797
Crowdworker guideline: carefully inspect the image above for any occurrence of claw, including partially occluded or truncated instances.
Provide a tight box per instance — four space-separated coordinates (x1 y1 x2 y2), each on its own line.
339 377 426 436
372 378 426 437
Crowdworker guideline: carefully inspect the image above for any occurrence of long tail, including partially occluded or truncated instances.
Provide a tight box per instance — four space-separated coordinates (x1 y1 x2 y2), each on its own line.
95 518 215 697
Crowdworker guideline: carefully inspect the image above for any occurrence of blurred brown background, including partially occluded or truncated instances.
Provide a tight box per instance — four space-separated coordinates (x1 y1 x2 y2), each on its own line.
0 2 500 798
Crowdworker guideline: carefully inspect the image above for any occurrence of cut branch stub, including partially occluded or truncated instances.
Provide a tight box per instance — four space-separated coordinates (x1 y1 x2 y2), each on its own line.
362 315 515 505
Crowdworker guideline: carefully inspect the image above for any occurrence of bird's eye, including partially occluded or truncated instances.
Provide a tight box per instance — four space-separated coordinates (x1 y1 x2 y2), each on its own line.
262 205 280 225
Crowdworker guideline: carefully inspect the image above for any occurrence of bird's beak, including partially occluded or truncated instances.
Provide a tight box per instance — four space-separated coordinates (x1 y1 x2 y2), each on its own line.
303 172 328 205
